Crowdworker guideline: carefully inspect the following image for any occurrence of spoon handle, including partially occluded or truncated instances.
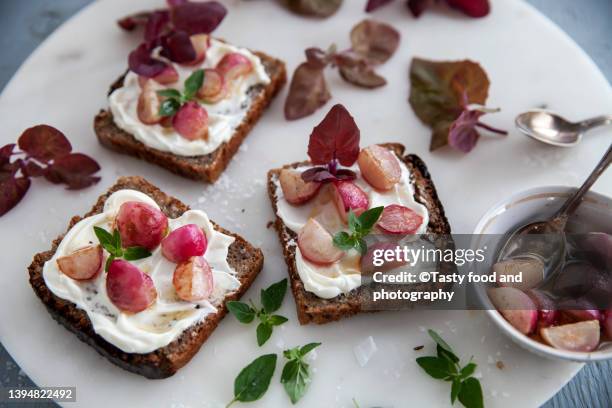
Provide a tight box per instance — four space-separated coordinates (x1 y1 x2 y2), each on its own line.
579 115 612 131
556 143 612 220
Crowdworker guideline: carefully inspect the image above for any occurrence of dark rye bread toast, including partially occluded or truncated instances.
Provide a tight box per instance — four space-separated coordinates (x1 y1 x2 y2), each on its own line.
267 144 452 325
28 176 264 378
94 51 286 182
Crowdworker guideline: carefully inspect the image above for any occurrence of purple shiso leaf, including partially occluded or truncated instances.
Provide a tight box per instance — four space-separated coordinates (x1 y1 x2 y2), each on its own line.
128 43 168 77
171 1 228 35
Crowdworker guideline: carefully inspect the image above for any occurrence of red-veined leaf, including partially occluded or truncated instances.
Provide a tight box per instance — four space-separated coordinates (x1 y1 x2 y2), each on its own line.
307 104 360 166
117 11 151 31
128 43 168 77
171 1 227 35
350 19 400 65
0 176 30 217
284 62 331 120
365 0 394 12
18 125 72 163
45 153 101 190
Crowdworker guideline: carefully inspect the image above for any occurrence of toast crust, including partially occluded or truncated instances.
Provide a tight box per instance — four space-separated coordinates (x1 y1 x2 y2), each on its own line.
94 51 287 183
28 176 264 378
267 144 452 325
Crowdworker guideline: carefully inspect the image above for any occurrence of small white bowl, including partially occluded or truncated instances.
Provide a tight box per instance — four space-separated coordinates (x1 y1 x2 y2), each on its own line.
473 186 612 362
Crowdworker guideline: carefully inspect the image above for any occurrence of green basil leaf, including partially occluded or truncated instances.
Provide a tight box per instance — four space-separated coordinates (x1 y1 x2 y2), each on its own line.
333 231 354 251
437 344 460 365
428 329 455 354
358 206 384 231
256 322 273 346
283 346 301 361
451 378 462 404
123 246 152 261
299 342 321 357
105 254 115 272
184 69 204 100
157 89 182 99
93 226 114 248
460 362 477 379
280 359 311 404
347 210 361 233
230 354 277 406
112 229 122 251
355 238 367 256
227 301 256 324
261 278 287 314
159 98 180 117
416 356 453 380
458 377 484 408
268 315 289 327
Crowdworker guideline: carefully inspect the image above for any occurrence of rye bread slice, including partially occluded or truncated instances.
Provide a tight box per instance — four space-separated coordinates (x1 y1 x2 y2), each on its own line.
267 144 452 325
94 51 286 183
28 176 264 378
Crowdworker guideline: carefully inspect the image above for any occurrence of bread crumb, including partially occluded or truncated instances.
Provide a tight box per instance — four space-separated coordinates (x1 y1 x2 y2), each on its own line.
496 361 504 370
266 221 274 229
413 345 424 351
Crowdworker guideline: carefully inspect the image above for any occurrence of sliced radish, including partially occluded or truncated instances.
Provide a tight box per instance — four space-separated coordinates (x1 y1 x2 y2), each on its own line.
172 101 209 140
137 80 163 125
57 245 103 281
279 169 321 205
377 204 423 235
173 256 214 301
297 218 344 265
526 289 558 328
197 68 227 103
162 224 207 263
540 320 600 352
557 299 601 323
216 52 253 81
183 34 209 66
361 241 407 274
138 65 179 87
488 287 538 334
116 201 168 251
603 310 612 340
332 181 369 223
493 257 544 290
357 145 401 190
106 260 157 313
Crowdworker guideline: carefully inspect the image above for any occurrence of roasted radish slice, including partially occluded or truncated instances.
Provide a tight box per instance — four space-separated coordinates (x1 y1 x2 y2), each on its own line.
279 169 321 205
116 201 169 251
172 101 209 140
488 287 537 334
540 320 600 352
216 52 253 81
357 145 401 190
184 34 209 66
106 260 157 313
493 257 544 290
173 256 214 301
332 181 369 223
197 68 226 103
297 218 344 265
137 80 163 125
377 204 423 235
557 299 601 323
138 65 179 87
162 224 207 263
603 310 612 339
526 289 558 328
57 245 103 280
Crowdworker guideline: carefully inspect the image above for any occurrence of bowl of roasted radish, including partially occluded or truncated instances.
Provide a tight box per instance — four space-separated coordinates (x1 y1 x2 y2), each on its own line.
473 186 612 362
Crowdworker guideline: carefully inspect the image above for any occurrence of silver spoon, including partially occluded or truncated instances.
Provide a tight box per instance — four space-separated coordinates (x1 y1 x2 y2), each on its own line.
499 143 612 276
516 110 612 147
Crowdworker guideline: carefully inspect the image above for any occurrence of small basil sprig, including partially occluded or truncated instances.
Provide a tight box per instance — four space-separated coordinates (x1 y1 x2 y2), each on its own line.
416 330 483 408
281 342 321 404
93 226 151 271
227 354 277 407
333 206 384 255
157 69 204 117
227 278 289 346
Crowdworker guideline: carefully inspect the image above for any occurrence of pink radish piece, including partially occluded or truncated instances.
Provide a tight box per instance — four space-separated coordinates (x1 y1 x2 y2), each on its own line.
162 224 207 263
357 145 401 190
57 245 103 281
297 218 344 265
526 289 558 328
172 101 209 140
106 260 157 313
279 169 321 205
540 320 600 352
137 80 163 125
493 257 544 290
173 256 214 301
377 204 423 235
138 65 179 87
332 181 369 223
488 287 538 334
216 52 253 81
197 68 226 102
183 34 209 66
116 201 169 251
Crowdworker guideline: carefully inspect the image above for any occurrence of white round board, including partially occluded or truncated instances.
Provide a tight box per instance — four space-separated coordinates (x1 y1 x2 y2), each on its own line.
0 0 611 407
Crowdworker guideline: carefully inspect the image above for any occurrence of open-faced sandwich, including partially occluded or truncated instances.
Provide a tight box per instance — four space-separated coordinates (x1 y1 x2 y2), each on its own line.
95 1 286 182
28 176 264 378
267 105 451 324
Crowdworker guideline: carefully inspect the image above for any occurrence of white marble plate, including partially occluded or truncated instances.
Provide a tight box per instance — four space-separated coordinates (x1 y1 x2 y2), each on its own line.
0 0 611 407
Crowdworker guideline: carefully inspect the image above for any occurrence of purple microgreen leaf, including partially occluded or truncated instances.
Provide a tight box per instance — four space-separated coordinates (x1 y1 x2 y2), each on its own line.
334 168 357 180
0 176 31 217
305 47 329 69
20 160 46 178
286 0 343 17
350 19 400 65
446 0 490 18
301 167 328 182
128 43 168 77
144 10 170 47
308 104 360 166
365 0 395 12
171 1 227 35
284 62 331 120
338 62 387 88
407 0 432 17
160 31 197 63
117 11 151 31
45 153 101 190
448 110 483 153
18 125 72 163
0 144 15 168
167 0 187 7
